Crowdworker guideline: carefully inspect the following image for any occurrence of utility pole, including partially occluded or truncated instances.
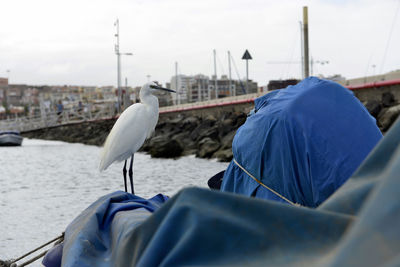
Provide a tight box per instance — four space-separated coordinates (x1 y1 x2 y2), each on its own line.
242 49 252 94
124 77 128 110
114 19 132 113
303 6 310 78
213 49 218 99
299 21 304 79
228 51 233 96
197 79 201 102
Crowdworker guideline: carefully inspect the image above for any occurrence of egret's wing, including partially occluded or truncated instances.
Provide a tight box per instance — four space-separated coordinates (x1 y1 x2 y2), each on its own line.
99 104 151 171
146 111 159 139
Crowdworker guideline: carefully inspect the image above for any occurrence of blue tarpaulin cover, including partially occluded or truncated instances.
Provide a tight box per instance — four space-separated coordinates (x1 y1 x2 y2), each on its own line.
221 77 382 207
56 78 400 266
60 118 400 266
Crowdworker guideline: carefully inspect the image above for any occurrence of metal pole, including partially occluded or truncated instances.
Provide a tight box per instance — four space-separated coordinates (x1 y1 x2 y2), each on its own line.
228 51 232 96
299 21 304 79
175 62 179 105
303 6 310 78
115 19 122 113
213 49 218 99
124 77 128 110
246 59 249 93
197 79 201 102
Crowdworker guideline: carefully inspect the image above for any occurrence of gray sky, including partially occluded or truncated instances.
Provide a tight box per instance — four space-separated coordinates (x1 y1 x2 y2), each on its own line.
1 0 399 87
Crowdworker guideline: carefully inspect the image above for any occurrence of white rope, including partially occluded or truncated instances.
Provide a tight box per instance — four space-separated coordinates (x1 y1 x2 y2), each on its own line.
233 158 300 206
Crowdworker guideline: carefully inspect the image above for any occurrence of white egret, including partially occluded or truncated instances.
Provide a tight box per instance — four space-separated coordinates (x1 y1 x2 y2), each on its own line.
99 82 176 193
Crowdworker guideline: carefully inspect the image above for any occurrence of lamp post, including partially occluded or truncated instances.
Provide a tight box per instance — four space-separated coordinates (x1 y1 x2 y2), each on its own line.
115 19 133 113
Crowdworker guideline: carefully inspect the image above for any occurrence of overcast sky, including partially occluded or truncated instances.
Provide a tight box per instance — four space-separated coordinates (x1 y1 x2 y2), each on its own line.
1 0 399 87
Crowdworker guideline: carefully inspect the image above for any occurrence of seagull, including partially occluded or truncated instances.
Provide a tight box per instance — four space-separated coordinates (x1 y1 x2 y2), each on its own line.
99 82 176 194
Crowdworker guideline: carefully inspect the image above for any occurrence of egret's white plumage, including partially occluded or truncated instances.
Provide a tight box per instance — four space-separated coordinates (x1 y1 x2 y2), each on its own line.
99 82 162 171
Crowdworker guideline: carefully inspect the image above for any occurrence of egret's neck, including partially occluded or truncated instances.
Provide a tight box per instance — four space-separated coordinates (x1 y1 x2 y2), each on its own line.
140 93 159 113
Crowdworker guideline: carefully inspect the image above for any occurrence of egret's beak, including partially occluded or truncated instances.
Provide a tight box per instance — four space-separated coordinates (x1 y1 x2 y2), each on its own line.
150 85 176 93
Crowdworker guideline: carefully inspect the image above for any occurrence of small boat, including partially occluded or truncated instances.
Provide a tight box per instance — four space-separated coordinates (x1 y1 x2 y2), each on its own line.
0 131 23 146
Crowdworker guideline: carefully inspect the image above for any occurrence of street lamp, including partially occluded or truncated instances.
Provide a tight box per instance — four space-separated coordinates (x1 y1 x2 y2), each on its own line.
115 19 133 113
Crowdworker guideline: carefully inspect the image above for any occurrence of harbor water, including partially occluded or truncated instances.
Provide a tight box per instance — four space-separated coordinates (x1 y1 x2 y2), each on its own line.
0 139 228 260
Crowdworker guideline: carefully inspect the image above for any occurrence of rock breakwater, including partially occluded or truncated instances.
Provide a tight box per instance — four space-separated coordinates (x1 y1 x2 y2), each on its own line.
22 111 248 162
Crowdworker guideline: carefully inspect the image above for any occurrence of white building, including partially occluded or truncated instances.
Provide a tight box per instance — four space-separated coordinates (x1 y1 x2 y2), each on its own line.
170 75 195 104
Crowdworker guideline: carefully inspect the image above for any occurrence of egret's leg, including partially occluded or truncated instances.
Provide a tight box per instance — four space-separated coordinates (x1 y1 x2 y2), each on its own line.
129 154 135 194
123 160 128 192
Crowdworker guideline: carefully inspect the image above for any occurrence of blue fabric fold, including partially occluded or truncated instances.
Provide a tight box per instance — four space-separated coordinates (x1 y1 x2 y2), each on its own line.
60 192 168 267
221 77 382 207
60 118 400 266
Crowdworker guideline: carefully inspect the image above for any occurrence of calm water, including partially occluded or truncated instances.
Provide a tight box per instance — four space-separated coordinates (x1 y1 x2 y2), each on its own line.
0 139 228 261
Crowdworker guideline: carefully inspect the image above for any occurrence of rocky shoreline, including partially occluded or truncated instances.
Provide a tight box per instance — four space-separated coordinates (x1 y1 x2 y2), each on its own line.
22 92 400 162
22 111 248 162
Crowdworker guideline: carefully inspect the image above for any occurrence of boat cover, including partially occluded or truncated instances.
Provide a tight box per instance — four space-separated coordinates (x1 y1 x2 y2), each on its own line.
57 117 400 267
221 77 382 207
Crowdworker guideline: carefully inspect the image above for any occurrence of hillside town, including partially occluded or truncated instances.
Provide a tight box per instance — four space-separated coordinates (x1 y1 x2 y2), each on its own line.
1 70 400 120
0 74 259 119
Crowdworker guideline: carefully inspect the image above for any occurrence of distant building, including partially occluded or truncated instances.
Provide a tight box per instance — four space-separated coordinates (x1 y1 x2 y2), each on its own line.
6 85 25 106
208 75 234 99
0 77 8 86
169 73 258 104
189 74 209 102
22 88 40 105
170 75 195 104
267 79 299 91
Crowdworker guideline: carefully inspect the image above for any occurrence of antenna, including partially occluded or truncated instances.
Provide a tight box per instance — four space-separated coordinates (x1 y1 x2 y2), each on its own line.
114 19 132 113
213 49 218 99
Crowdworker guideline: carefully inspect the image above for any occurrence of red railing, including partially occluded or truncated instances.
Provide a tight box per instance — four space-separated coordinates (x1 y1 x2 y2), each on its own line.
346 79 400 90
159 79 400 114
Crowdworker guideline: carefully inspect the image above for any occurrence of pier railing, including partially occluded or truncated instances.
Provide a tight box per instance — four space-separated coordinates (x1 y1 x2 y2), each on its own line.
159 92 264 113
0 102 117 132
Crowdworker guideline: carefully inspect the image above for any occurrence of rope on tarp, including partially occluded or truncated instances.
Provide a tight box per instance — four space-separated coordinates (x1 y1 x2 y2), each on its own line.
233 158 301 206
0 233 64 267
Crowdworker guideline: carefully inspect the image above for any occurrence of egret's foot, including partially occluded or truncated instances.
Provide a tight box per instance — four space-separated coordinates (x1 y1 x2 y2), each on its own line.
129 154 135 194
123 160 128 192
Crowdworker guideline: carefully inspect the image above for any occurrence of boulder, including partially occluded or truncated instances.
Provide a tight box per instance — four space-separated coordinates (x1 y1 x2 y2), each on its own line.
148 136 183 158
218 118 235 136
204 115 217 126
196 137 220 158
365 100 382 119
172 132 197 150
191 123 218 141
167 116 185 125
181 116 200 131
378 104 400 131
198 126 219 142
220 130 236 149
213 148 233 162
382 92 396 107
233 112 247 128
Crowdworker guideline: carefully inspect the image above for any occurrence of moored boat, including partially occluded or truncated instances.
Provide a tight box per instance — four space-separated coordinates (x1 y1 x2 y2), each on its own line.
0 131 23 146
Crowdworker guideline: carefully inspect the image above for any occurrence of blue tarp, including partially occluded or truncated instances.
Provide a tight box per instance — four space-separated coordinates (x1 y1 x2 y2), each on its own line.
59 117 400 266
221 77 382 207
53 77 400 266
